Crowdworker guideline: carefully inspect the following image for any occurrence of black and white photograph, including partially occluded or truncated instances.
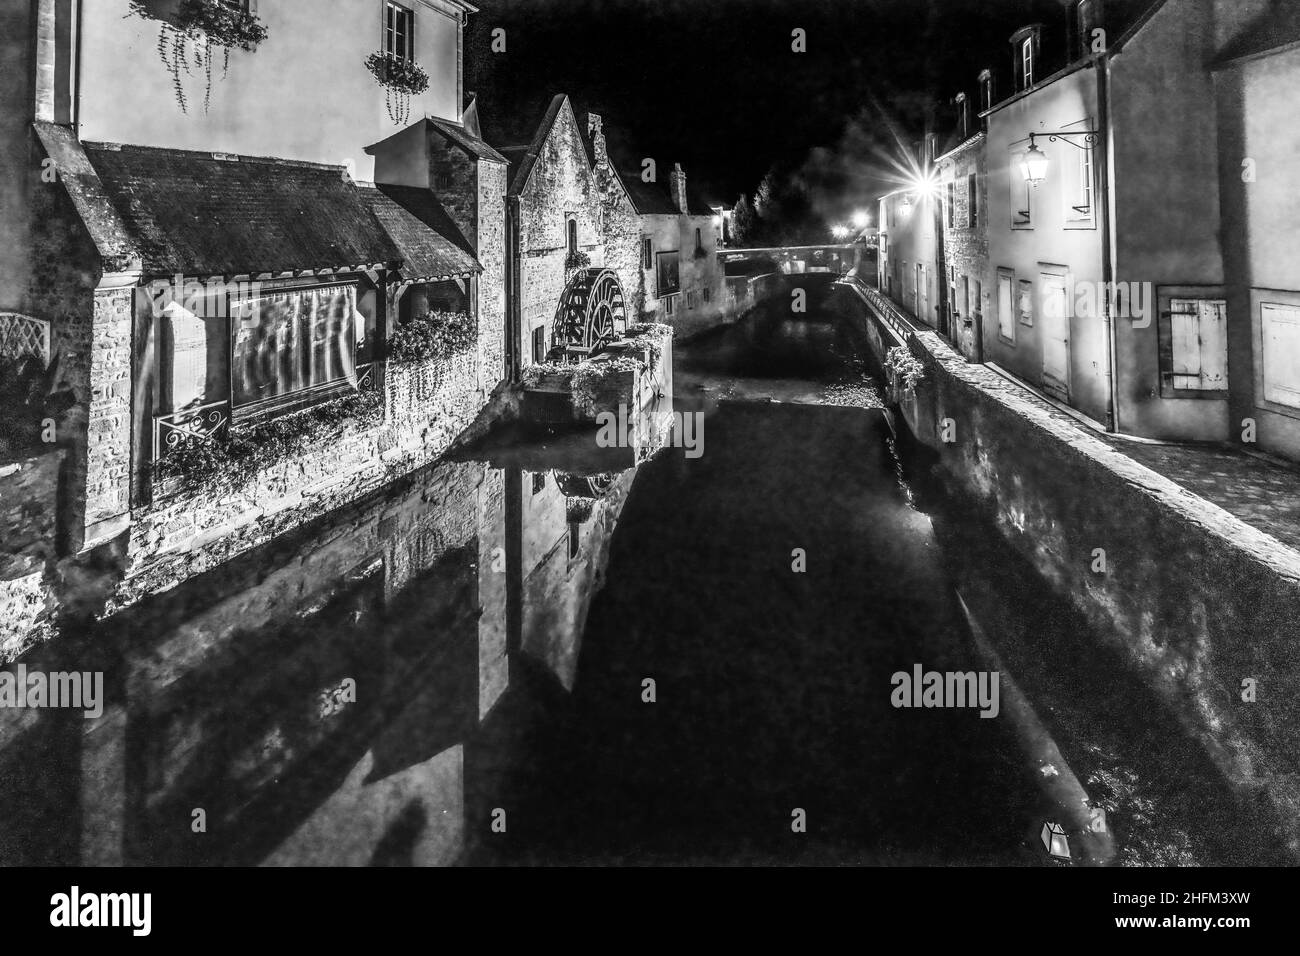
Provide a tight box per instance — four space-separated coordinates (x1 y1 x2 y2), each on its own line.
0 0 1291 933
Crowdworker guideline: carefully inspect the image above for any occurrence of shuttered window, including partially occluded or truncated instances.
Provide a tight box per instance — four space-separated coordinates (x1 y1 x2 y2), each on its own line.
998 273 1015 343
1261 303 1300 407
1170 299 1227 391
1018 279 1034 326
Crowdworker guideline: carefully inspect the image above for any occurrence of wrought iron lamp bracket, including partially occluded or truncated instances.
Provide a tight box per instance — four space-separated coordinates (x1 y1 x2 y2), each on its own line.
1029 130 1099 151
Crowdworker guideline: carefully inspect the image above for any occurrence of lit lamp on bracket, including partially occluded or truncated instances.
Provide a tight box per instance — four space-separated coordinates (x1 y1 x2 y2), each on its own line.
1018 130 1099 187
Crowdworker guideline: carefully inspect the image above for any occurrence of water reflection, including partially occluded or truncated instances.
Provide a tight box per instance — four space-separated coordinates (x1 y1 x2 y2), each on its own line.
0 401 672 867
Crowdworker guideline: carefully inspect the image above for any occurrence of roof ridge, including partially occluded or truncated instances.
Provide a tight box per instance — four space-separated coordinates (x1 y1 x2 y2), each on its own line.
81 140 347 173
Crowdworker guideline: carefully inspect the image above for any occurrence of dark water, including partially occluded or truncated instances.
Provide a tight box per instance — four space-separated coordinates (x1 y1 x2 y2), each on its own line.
0 285 1278 866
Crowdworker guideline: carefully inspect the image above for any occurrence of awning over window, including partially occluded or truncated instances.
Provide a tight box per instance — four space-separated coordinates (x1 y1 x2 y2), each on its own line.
71 137 405 277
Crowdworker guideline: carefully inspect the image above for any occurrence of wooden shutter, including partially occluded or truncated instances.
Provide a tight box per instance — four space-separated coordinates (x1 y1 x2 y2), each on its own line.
1262 304 1300 407
1171 298 1227 391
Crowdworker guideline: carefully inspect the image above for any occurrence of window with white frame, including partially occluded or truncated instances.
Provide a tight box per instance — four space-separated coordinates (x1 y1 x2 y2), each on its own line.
997 271 1016 343
384 2 414 62
1066 141 1096 226
1262 303 1300 407
1022 38 1035 86
1011 148 1033 227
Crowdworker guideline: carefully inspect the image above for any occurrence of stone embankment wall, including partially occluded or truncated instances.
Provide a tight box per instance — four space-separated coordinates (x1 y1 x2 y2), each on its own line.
111 348 492 613
0 451 63 659
845 281 1300 857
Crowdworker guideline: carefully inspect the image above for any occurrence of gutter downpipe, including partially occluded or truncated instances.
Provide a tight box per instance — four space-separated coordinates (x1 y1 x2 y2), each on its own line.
1098 52 1121 434
505 195 521 383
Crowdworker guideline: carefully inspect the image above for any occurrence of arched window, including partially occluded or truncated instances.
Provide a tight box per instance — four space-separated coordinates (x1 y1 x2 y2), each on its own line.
567 219 578 255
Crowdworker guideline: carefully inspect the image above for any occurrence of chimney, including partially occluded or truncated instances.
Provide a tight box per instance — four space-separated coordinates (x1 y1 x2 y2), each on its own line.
670 163 688 213
34 0 75 124
587 112 609 172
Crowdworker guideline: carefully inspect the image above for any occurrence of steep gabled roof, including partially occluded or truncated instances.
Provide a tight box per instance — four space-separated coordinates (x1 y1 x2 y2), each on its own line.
427 117 508 164
582 116 713 217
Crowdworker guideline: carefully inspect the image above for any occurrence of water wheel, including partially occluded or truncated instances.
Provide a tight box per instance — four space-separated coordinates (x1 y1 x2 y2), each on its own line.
552 268 626 356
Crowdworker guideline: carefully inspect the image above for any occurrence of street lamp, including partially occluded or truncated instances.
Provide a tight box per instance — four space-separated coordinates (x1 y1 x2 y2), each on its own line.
851 210 869 229
1019 142 1050 186
1018 130 1099 187
832 225 850 240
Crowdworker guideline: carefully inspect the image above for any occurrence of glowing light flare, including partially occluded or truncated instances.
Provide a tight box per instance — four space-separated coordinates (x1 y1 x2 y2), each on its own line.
1020 142 1050 186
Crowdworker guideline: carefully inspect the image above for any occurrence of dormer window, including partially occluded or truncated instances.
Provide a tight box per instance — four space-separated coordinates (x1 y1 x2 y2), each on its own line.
384 2 414 62
955 92 970 141
979 69 994 115
1011 26 1042 92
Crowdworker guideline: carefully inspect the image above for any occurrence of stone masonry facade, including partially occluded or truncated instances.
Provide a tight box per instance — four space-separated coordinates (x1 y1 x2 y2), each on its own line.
517 101 641 367
939 135 989 363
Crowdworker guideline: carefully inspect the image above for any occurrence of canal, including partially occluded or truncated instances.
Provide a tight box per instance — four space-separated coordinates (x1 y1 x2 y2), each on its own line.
0 281 1281 867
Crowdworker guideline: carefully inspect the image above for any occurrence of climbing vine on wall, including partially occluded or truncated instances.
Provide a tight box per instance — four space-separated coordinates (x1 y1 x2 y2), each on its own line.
128 0 269 114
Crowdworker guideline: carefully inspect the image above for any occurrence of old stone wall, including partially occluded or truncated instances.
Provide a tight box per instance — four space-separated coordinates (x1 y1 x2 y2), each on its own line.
83 286 133 543
516 103 610 364
476 159 508 388
850 290 1300 856
115 348 484 610
0 451 63 659
939 138 989 362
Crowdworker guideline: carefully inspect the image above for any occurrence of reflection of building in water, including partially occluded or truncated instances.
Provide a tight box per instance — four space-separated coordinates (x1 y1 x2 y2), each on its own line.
0 405 674 865
519 468 636 692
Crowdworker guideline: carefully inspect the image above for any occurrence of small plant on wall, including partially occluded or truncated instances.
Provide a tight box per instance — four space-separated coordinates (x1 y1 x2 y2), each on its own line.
365 52 429 125
127 0 269 114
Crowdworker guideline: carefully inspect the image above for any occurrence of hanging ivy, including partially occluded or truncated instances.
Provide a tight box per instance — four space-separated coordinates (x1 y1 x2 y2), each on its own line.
365 52 430 125
128 0 268 114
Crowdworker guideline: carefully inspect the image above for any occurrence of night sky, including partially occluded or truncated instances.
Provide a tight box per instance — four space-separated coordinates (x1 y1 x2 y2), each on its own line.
466 0 1075 219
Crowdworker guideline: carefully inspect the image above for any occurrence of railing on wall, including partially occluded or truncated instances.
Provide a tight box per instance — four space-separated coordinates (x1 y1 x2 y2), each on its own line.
153 400 231 459
0 314 51 364
152 361 380 461
855 281 921 341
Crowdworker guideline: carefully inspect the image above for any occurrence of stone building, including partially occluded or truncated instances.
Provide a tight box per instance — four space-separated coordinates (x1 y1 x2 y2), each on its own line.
594 131 727 339
936 102 989 364
480 94 643 377
0 0 508 654
878 0 1300 454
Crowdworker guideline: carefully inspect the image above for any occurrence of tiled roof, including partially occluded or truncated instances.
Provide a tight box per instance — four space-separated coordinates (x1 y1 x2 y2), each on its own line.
427 117 509 164
1213 1 1300 65
359 183 481 280
80 142 403 276
580 115 713 216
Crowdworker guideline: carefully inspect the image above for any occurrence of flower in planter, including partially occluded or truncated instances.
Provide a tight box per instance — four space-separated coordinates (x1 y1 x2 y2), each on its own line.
152 390 382 497
565 250 592 271
128 0 269 114
387 311 476 366
884 345 926 402
365 52 430 125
